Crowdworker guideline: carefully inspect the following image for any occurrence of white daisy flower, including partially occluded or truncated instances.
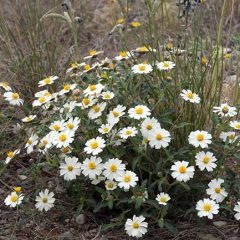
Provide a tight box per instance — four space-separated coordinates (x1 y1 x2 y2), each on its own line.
0 82 12 91
32 95 52 107
38 76 58 87
114 51 132 61
91 176 106 185
105 180 117 190
134 46 156 53
49 120 65 132
61 101 81 115
219 131 238 143
22 115 37 123
38 133 53 152
5 149 20 164
64 117 80 132
171 161 195 182
230 121 240 130
60 156 81 181
3 92 24 106
156 192 171 205
196 198 219 219
195 151 217 172
188 130 212 148
107 105 126 124
234 202 240 220
34 90 52 98
88 102 107 120
66 62 85 73
4 191 24 208
180 89 201 104
83 49 104 60
58 83 77 96
132 63 153 74
148 128 171 149
81 96 97 109
84 137 106 155
213 103 237 117
125 215 148 238
81 156 103 179
101 91 115 100
53 131 74 148
206 178 228 203
98 123 114 135
119 127 138 139
141 117 160 138
128 105 151 120
117 171 138 191
157 61 175 71
35 189 55 212
103 158 126 180
83 83 104 96
25 133 39 154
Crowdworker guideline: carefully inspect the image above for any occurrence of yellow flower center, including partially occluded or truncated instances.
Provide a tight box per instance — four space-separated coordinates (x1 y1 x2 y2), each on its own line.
131 21 141 27
27 139 33 145
160 197 167 203
89 84 96 91
67 123 74 130
43 77 52 84
38 97 46 103
117 18 124 24
222 106 229 114
125 130 133 135
163 62 170 68
71 63 78 69
138 65 146 71
133 222 139 229
84 64 91 71
135 107 143 114
14 187 22 193
11 194 18 202
90 140 99 149
53 124 60 131
203 156 210 164
112 111 119 117
186 92 193 99
44 91 51 97
64 84 70 91
110 164 117 172
107 182 114 189
229 134 235 140
137 46 148 52
67 165 74 171
42 197 48 203
197 133 204 141
179 166 186 174
235 123 240 129
201 57 208 65
88 161 96 170
215 187 221 194
203 203 212 212
92 106 100 113
82 98 90 105
62 147 70 154
12 93 19 100
104 94 111 99
89 50 97 56
59 133 67 142
120 51 127 57
156 133 162 140
7 151 14 158
146 124 152 130
123 175 131 183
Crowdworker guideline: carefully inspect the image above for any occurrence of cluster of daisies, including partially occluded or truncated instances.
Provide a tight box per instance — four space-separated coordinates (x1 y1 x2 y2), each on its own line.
1 44 240 238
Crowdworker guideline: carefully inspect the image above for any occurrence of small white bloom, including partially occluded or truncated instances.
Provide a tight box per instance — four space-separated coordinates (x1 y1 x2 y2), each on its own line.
132 63 153 74
64 117 80 132
195 151 217 172
83 49 104 60
5 192 24 207
103 158 126 180
58 83 77 95
219 131 238 143
88 102 107 120
230 121 240 130
101 91 115 100
0 82 12 91
81 156 103 179
119 127 138 139
117 171 138 191
157 61 175 71
180 89 201 104
32 95 52 107
81 96 97 109
125 215 148 238
35 189 55 212
22 115 37 123
53 131 74 148
156 192 170 205
84 137 106 155
25 133 39 154
60 156 81 181
196 198 219 219
206 178 228 203
171 161 195 182
49 120 65 132
107 105 126 124
98 123 114 135
38 76 58 87
128 105 151 120
84 83 104 96
105 180 117 190
5 149 20 164
148 128 171 149
3 92 24 106
188 130 212 148
141 117 160 138
234 202 240 220
213 103 237 117
114 51 132 61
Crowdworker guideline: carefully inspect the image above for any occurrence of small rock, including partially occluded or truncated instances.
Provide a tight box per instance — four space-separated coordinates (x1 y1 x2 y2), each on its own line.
198 233 219 240
58 231 74 240
18 174 27 180
76 214 86 225
213 221 227 227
